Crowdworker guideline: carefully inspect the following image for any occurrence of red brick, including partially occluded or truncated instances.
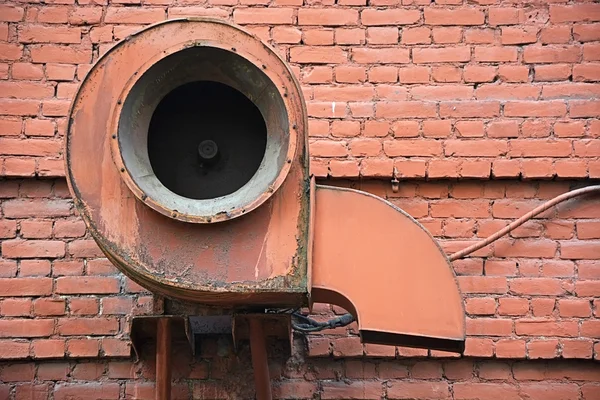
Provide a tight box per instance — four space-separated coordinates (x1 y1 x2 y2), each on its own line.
0 277 52 297
335 28 365 45
0 43 23 61
299 9 358 26
516 321 578 337
303 29 334 45
366 27 398 45
0 363 35 382
32 339 65 359
464 66 496 83
509 278 564 295
0 99 39 116
0 340 30 359
384 139 441 157
466 318 513 336
574 24 600 42
495 339 526 359
498 297 529 316
527 340 559 359
413 46 470 63
57 317 119 336
67 240 103 258
523 46 581 64
19 260 51 277
54 383 120 400
465 298 496 316
454 382 520 400
0 319 54 337
431 199 490 218
399 66 430 83
550 4 600 23
559 299 592 317
291 46 347 64
368 66 397 83
233 8 293 25
561 241 600 260
0 5 24 22
20 220 52 239
29 45 91 64
332 336 363 357
353 47 409 64
67 338 100 357
15 384 50 400
478 362 511 380
432 65 462 82
402 27 431 44
105 7 165 23
498 65 529 83
412 85 473 100
19 25 80 44
12 63 44 80
583 43 600 61
502 26 538 45
520 383 580 400
574 63 600 82
474 47 518 62
0 298 31 317
440 101 500 118
69 7 103 25
540 26 571 45
2 239 65 258
273 381 318 400
424 8 484 25
571 99 600 118
464 338 494 357
101 297 134 315
388 382 448 399
361 9 420 26
56 277 120 295
562 340 593 359
33 298 65 317
322 381 381 399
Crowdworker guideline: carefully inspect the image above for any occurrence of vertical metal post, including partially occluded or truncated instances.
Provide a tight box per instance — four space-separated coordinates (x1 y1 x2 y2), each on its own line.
249 318 273 400
156 318 172 400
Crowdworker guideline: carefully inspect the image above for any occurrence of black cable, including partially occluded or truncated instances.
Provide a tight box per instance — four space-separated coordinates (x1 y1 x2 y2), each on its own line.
291 312 355 333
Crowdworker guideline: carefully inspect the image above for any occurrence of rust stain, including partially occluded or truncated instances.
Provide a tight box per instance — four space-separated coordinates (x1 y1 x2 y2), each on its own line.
66 18 309 307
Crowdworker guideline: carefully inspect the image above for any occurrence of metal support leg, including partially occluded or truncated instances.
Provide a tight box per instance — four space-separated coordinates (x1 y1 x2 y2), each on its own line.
249 318 272 400
156 318 172 400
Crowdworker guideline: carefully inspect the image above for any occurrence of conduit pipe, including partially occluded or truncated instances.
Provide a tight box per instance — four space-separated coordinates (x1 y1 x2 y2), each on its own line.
449 185 600 262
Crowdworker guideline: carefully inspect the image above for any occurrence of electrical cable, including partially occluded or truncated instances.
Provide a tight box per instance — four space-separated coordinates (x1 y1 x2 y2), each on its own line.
449 185 600 262
281 186 599 333
291 312 355 333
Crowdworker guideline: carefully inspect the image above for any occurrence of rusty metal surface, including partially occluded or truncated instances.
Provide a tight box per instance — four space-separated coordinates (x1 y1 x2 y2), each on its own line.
248 318 273 400
311 185 466 353
65 18 310 306
156 318 172 400
232 313 292 354
113 42 295 223
130 316 189 362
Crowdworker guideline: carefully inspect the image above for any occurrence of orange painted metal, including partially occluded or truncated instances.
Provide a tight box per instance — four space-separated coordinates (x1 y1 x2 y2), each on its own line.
66 18 309 306
311 185 465 352
66 17 465 353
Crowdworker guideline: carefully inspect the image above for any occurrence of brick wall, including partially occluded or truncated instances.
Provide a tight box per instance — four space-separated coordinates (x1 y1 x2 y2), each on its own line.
1 0 599 399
